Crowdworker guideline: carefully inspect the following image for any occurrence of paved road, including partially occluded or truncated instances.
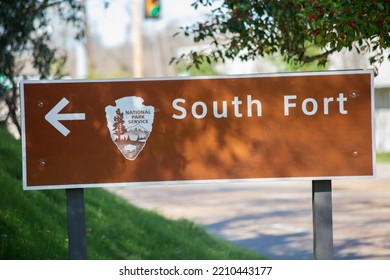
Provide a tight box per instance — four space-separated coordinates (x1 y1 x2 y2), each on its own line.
109 164 390 260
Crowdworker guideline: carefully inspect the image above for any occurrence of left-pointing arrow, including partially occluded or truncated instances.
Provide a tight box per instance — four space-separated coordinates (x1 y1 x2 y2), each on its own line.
45 97 86 137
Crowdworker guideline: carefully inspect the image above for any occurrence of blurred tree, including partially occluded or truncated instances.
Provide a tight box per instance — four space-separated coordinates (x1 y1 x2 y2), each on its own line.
174 59 220 76
0 0 84 136
172 0 389 74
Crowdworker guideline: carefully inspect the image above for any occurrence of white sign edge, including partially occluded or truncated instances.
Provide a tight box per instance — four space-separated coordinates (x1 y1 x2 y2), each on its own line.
22 174 376 191
20 80 29 191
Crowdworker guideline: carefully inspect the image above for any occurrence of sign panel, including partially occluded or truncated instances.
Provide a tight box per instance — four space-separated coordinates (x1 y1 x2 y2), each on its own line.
20 71 375 190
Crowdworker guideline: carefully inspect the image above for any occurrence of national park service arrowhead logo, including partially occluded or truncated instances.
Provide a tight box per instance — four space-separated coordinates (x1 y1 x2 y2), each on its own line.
105 96 155 160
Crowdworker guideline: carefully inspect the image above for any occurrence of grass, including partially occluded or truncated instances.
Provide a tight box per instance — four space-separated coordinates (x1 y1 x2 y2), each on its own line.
376 153 390 163
0 127 264 260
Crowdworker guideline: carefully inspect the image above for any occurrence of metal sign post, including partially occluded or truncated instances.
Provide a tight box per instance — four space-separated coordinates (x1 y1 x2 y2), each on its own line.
66 188 87 260
312 180 334 259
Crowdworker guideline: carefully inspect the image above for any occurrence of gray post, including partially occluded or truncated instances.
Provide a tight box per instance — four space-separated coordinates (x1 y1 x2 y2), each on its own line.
312 180 334 260
66 188 87 260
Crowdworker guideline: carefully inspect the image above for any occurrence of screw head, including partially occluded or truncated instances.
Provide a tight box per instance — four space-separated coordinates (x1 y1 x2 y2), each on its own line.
350 92 359 98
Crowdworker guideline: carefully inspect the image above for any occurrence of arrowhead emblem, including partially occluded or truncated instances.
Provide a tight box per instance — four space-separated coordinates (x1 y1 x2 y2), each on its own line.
45 97 86 137
105 96 155 160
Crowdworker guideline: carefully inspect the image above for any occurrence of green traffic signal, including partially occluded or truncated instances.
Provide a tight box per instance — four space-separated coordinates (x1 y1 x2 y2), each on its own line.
145 0 160 19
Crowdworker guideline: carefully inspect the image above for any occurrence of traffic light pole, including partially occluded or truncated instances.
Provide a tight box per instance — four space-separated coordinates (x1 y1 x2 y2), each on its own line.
132 0 144 77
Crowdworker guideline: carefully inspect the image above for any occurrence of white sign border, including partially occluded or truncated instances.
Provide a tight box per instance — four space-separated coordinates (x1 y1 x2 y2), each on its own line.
20 70 376 190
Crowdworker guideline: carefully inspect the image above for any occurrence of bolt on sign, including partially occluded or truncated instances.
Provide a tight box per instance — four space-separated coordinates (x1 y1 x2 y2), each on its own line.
20 70 375 190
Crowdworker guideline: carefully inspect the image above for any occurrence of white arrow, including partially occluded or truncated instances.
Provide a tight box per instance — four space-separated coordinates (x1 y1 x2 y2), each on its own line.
45 97 86 137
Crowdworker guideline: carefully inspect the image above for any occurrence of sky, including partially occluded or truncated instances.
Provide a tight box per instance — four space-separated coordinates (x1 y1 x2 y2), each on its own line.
87 0 213 48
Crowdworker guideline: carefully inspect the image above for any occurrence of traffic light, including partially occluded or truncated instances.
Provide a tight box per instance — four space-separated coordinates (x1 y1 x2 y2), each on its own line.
145 0 160 19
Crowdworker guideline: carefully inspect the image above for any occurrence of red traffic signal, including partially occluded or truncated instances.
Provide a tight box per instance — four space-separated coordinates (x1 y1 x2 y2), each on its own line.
145 0 160 19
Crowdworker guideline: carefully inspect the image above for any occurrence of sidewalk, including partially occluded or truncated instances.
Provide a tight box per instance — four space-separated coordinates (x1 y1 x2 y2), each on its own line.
109 164 390 260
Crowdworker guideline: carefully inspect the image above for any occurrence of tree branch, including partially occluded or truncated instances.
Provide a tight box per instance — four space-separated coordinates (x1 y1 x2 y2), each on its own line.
301 49 337 64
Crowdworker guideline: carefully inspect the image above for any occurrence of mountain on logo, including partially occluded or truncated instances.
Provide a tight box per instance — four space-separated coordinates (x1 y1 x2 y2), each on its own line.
127 124 150 142
119 124 150 143
130 124 149 132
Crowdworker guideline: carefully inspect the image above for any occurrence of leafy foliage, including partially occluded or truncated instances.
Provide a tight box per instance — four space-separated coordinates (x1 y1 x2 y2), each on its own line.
0 0 84 136
172 0 389 74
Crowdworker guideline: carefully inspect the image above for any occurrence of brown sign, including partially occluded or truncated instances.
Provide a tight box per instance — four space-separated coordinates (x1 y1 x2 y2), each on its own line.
21 70 375 190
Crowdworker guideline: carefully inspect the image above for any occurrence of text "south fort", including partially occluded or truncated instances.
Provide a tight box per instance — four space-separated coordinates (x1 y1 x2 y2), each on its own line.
172 93 348 119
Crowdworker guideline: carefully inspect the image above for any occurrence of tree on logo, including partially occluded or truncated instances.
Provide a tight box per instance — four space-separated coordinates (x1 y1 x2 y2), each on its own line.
113 109 127 141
